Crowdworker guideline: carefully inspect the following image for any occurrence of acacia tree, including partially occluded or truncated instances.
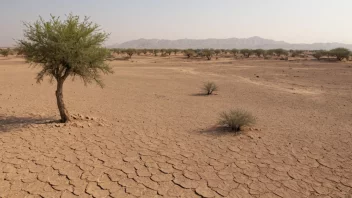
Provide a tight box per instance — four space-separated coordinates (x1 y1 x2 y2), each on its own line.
125 49 135 58
231 49 239 57
173 49 179 55
253 49 264 58
202 49 214 60
214 49 221 57
184 49 195 58
329 48 350 61
313 50 326 60
18 14 112 122
0 48 11 57
240 49 253 58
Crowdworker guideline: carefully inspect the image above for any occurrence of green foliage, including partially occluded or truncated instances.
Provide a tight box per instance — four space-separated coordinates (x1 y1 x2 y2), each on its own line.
153 49 159 56
17 14 112 122
18 14 112 87
202 49 214 60
218 108 256 132
231 49 239 56
172 49 179 55
202 81 218 95
214 49 221 56
166 49 173 56
240 49 253 58
184 49 195 58
329 48 350 61
313 50 327 60
273 49 288 57
0 48 11 57
291 50 304 57
142 49 148 55
125 49 135 58
253 49 265 57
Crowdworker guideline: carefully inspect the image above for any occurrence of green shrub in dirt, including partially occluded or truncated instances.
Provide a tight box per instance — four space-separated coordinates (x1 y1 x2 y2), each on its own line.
202 81 218 95
218 108 256 132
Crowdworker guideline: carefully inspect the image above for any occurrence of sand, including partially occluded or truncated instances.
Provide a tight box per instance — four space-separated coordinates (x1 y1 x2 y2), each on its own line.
0 55 352 197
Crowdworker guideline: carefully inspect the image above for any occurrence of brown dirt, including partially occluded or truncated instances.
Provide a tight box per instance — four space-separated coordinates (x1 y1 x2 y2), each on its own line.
0 55 352 197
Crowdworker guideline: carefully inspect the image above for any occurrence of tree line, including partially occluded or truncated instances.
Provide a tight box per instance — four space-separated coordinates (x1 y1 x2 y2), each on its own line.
108 48 351 61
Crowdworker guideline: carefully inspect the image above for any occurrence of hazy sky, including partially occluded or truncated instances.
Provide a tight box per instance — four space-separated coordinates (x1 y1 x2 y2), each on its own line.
1 0 351 46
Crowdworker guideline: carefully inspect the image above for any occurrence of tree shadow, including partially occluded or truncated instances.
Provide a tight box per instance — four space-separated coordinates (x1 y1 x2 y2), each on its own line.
198 125 240 137
189 93 218 97
0 115 57 132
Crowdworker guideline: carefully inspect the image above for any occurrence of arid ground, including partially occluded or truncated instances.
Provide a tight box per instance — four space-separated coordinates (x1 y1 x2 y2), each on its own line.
0 55 352 198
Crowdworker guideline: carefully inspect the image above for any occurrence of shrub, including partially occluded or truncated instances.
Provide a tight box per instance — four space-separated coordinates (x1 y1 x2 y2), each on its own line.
173 49 179 55
240 49 253 58
202 49 214 60
214 49 221 57
202 82 218 95
231 49 238 57
253 49 265 57
125 49 135 58
184 49 195 58
218 108 256 132
153 49 159 56
313 50 327 60
329 48 350 61
273 49 288 57
0 48 11 57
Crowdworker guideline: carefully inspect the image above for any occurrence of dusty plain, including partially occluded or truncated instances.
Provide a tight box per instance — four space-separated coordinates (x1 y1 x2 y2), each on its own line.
0 55 352 197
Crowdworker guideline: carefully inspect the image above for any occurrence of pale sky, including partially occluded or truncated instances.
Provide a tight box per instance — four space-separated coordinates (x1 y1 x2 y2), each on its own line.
1 0 351 46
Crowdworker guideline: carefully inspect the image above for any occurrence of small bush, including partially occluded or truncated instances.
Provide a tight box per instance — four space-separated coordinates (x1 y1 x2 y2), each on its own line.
218 109 256 132
203 82 218 95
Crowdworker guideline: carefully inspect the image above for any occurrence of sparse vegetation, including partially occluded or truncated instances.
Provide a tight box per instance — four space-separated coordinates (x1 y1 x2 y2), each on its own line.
17 14 112 122
218 108 256 132
202 81 218 95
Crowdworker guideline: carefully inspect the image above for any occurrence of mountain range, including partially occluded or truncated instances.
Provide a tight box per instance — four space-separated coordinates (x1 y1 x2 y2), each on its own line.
109 37 352 50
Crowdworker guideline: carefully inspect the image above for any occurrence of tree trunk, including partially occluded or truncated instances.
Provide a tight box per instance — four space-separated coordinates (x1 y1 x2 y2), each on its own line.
56 80 71 123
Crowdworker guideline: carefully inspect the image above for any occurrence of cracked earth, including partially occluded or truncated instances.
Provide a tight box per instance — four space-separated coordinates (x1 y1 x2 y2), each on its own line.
1 56 352 197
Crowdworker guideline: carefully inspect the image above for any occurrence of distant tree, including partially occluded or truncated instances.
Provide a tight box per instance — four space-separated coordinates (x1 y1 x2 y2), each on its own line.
290 50 303 57
153 49 159 56
240 49 253 58
142 49 148 55
172 49 179 55
160 49 166 55
166 49 173 56
17 14 112 122
125 48 135 58
329 48 350 61
214 49 221 57
312 50 327 60
184 49 195 58
231 49 239 57
202 49 214 60
273 49 288 57
253 49 265 58
0 48 11 57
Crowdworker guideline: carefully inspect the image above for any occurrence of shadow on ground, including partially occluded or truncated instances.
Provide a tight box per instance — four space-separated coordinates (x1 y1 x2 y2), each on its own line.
0 115 56 132
198 125 240 136
189 93 218 96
